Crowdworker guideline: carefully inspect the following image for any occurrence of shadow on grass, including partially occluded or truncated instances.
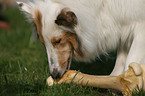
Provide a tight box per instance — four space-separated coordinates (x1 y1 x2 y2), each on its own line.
1 82 45 96
71 52 116 75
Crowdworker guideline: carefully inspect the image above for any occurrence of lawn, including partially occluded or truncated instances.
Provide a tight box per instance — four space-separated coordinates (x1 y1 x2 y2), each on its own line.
0 8 145 96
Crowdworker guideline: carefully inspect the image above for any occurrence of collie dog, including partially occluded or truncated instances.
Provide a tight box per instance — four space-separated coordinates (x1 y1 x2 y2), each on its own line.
17 0 145 78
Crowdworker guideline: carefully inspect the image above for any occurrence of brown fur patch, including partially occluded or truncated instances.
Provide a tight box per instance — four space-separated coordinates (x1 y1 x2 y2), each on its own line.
51 34 72 69
55 8 77 28
57 42 72 69
34 9 44 43
64 33 83 57
51 33 83 69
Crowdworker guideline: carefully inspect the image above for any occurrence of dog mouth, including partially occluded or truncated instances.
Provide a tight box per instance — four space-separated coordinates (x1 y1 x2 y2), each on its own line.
49 51 73 78
66 56 72 72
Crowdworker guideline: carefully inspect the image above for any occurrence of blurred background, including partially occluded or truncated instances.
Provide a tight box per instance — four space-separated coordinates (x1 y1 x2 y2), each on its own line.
0 0 30 31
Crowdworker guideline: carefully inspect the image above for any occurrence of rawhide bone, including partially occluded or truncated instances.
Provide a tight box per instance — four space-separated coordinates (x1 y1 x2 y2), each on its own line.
47 63 145 95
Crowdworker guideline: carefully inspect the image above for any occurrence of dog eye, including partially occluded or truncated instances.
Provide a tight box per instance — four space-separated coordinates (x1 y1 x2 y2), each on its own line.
54 39 61 45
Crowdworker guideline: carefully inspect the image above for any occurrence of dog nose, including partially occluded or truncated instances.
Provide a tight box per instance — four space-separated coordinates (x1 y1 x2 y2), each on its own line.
51 68 61 79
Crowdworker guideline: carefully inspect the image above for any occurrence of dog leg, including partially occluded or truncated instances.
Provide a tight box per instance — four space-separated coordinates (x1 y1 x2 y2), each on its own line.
111 49 127 76
125 22 145 71
47 63 144 95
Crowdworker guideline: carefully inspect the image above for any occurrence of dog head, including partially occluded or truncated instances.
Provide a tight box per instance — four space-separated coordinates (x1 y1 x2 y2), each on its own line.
17 1 83 78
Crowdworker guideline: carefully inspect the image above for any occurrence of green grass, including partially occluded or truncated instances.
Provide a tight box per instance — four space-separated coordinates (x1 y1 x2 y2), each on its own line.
0 8 144 96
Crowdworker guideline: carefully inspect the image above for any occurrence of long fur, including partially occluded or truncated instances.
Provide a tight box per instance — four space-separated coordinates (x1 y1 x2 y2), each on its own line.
52 0 145 61
18 0 145 76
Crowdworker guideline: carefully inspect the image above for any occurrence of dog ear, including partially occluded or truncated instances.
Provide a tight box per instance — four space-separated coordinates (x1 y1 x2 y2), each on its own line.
55 9 77 29
17 2 32 14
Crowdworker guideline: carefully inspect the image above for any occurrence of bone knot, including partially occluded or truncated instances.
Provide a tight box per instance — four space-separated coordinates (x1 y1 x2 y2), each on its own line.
129 62 142 76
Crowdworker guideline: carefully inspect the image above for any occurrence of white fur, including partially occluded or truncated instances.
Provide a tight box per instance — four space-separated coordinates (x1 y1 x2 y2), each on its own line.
17 0 145 76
